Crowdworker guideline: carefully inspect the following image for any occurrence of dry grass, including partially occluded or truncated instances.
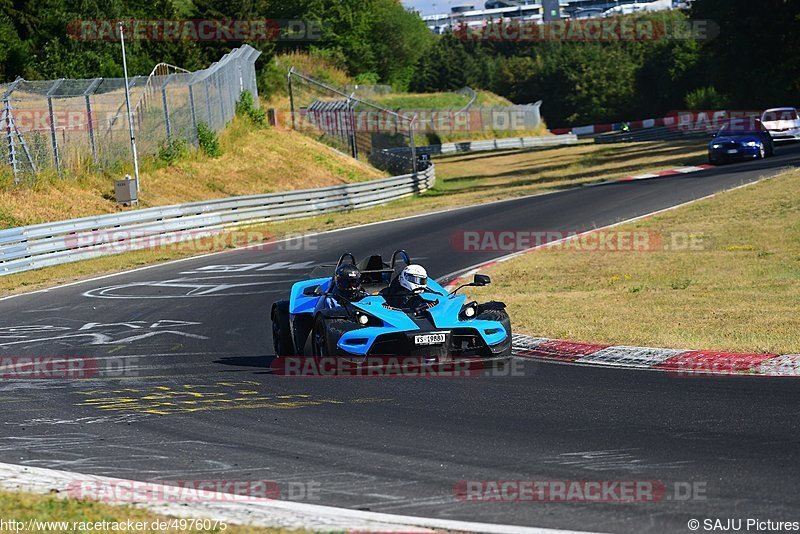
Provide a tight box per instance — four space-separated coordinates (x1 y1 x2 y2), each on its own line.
0 489 301 533
0 118 383 228
468 168 800 354
0 139 710 296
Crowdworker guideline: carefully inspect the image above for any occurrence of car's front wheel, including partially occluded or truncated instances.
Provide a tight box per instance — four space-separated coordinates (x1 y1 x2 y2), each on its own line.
758 144 766 159
476 307 512 358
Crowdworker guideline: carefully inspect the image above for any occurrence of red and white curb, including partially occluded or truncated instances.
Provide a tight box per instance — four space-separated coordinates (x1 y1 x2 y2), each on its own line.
589 164 714 187
511 334 800 377
0 462 603 534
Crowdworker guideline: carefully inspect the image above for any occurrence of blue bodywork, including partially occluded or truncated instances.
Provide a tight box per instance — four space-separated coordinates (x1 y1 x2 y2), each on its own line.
708 122 773 164
288 276 509 357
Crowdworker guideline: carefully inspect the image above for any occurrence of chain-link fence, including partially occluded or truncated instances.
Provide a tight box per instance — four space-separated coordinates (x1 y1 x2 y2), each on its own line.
287 69 543 175
288 69 418 175
0 45 261 183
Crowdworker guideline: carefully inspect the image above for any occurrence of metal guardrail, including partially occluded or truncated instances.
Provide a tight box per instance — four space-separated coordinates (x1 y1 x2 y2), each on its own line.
594 126 712 144
388 134 578 157
0 166 435 276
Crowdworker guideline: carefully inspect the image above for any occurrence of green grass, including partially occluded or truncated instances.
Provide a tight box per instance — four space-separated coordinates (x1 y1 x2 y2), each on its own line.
0 489 300 533
371 90 513 110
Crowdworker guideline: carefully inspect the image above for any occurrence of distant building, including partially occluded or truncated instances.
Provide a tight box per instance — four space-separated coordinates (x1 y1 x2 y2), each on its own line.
421 0 681 33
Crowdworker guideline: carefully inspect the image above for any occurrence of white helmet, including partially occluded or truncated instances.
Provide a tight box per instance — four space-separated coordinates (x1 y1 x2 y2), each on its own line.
399 264 428 293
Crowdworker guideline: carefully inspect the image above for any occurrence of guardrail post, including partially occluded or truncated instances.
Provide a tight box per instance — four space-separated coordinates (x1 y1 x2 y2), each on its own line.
46 79 65 173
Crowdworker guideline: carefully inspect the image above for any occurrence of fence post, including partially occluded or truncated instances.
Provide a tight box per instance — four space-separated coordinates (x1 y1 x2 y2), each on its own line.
161 73 175 140
204 79 213 128
46 79 65 173
83 78 102 163
410 115 418 175
188 82 199 144
3 99 18 182
215 75 225 126
288 68 296 130
347 93 358 160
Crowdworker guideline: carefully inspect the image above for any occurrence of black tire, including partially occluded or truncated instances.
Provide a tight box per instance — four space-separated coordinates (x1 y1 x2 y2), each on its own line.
271 303 294 356
312 315 350 358
767 142 775 157
476 308 512 358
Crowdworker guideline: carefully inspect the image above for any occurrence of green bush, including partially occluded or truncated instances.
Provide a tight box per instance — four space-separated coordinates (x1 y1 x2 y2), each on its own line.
353 72 380 85
685 86 730 110
236 90 266 125
196 122 221 158
157 137 189 164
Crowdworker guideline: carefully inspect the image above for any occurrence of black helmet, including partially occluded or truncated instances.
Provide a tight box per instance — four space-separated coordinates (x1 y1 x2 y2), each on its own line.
334 264 362 299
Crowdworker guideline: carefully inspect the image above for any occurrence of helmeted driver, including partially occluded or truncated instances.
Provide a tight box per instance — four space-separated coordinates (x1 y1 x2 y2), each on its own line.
331 264 366 302
399 264 428 293
381 264 429 307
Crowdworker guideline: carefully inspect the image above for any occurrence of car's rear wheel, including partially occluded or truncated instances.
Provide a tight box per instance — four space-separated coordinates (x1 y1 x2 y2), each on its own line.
271 303 294 357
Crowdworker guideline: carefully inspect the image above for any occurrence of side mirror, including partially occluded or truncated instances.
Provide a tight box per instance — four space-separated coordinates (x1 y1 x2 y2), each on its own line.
473 274 491 286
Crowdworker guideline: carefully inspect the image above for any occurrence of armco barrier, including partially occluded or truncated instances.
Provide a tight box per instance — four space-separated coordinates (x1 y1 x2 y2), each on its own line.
385 134 578 157
0 166 435 276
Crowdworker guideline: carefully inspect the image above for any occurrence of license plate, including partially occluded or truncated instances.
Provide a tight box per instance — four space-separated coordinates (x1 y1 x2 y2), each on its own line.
726 149 738 154
414 333 446 345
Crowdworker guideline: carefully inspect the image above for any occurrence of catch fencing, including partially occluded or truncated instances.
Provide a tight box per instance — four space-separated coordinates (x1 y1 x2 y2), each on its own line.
0 165 435 276
288 68 419 175
0 45 261 182
287 70 543 175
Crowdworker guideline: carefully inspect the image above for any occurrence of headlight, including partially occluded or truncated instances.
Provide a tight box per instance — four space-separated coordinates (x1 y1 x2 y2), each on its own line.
459 302 478 320
745 141 758 147
711 144 721 149
356 313 369 325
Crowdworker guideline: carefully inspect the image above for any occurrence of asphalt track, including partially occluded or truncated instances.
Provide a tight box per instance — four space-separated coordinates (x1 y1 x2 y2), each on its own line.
2 144 800 533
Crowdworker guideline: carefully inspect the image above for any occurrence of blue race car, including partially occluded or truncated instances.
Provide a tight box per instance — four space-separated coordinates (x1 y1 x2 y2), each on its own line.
708 118 774 164
270 250 512 363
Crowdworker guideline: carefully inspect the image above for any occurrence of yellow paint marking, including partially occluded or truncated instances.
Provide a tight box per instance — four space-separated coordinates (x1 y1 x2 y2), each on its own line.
76 382 389 416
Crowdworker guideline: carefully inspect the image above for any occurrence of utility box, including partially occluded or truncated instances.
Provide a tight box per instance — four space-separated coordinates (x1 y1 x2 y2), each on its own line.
114 175 138 205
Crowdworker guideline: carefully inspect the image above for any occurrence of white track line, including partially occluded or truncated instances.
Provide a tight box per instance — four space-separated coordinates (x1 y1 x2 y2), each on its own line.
0 462 604 534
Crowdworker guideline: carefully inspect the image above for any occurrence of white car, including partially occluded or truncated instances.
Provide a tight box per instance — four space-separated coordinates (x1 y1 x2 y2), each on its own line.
760 107 800 142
